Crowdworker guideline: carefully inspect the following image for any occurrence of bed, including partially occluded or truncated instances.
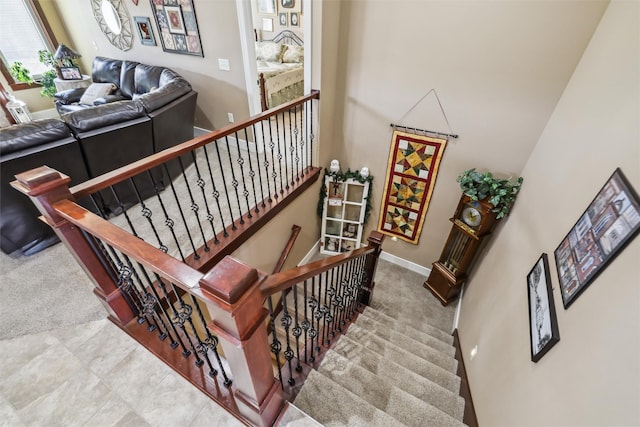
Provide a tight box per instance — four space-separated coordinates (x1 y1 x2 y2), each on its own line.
255 30 304 111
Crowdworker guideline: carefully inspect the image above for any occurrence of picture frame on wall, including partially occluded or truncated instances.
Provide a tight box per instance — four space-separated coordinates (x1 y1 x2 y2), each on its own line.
527 253 560 362
257 0 276 14
134 16 156 46
262 18 273 32
554 168 640 308
149 0 203 57
290 12 299 27
278 12 287 27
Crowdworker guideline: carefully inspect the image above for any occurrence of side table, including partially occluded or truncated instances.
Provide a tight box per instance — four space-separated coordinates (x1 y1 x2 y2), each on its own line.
54 74 91 92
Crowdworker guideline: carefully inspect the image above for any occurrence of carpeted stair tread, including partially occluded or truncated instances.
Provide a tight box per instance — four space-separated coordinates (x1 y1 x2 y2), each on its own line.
356 310 455 357
347 322 458 373
361 306 454 346
293 369 410 427
368 294 453 337
335 333 461 394
276 402 324 427
332 336 465 420
317 349 465 427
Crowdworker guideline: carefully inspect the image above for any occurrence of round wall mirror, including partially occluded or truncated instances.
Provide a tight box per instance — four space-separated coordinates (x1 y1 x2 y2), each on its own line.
91 0 133 51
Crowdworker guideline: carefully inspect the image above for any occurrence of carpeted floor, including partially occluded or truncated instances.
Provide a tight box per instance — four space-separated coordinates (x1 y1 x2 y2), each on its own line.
0 243 106 340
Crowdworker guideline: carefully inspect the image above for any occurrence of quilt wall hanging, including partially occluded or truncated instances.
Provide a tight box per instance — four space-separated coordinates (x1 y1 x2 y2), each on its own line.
378 130 448 244
150 0 203 56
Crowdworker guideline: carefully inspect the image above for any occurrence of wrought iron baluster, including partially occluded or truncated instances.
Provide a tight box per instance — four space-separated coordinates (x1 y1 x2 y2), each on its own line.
154 276 193 358
233 131 252 218
280 291 295 385
257 121 272 203
201 145 227 239
298 103 305 179
308 275 319 361
290 106 300 183
189 149 218 247
187 292 232 386
176 155 209 255
223 135 245 225
243 127 261 213
292 284 302 372
154 163 192 261
210 138 238 229
132 171 171 254
301 279 310 364
309 99 315 176
274 114 285 195
279 112 290 190
267 296 284 388
332 263 345 334
322 270 332 346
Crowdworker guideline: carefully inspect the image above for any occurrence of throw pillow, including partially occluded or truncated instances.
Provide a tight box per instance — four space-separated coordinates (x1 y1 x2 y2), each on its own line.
282 45 304 63
79 83 117 105
255 41 286 62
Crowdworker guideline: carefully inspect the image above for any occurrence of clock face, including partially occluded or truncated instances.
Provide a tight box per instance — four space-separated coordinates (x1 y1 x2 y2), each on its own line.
462 206 482 228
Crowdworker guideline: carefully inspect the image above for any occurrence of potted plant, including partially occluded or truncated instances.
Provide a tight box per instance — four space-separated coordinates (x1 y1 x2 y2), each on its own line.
9 50 57 98
457 168 524 219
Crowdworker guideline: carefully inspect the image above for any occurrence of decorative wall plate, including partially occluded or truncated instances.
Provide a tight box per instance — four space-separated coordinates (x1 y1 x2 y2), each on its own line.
91 0 134 51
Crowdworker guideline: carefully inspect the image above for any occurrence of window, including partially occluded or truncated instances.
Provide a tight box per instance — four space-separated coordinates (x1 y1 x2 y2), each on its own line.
0 0 56 90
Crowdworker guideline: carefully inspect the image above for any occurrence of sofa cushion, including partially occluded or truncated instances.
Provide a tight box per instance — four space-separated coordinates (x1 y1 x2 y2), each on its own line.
0 119 73 155
120 60 139 99
62 101 146 133
79 83 117 105
134 79 191 112
92 56 122 86
134 64 164 94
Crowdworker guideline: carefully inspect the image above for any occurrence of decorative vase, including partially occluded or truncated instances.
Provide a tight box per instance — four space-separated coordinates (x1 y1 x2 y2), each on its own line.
6 94 32 124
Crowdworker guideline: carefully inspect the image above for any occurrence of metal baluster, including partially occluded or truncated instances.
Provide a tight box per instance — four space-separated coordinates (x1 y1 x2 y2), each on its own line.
291 106 300 182
322 270 332 346
244 127 262 212
301 279 310 364
274 114 285 195
122 254 179 347
132 171 171 254
201 145 228 239
309 99 315 173
188 292 232 386
281 291 295 385
257 121 273 203
190 149 218 247
331 263 344 334
326 268 337 339
209 139 237 230
223 136 245 225
266 296 284 388
298 103 305 178
233 131 253 218
154 276 193 358
292 284 302 372
176 156 209 255
279 112 290 190
307 275 319 362
287 108 295 186
153 164 191 261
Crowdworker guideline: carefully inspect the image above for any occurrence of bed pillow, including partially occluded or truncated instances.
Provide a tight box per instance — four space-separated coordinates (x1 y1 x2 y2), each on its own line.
256 41 286 62
282 45 304 63
79 83 117 105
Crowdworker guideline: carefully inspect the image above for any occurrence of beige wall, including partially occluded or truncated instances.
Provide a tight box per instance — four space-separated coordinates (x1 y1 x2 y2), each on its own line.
50 0 250 130
327 0 608 267
459 1 639 425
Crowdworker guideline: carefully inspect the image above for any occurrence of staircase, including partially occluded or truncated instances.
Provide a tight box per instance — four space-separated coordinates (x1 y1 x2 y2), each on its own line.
273 260 470 427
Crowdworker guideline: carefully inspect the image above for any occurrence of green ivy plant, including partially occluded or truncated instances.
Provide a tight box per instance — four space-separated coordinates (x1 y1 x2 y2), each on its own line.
457 168 523 219
9 50 57 98
317 168 374 223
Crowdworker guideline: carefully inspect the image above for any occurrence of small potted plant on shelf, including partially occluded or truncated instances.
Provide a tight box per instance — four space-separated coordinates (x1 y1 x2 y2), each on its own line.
457 168 524 219
9 50 57 98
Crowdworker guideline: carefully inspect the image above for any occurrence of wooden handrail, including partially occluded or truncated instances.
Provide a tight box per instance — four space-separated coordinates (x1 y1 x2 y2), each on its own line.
70 90 320 200
261 246 375 299
272 225 302 274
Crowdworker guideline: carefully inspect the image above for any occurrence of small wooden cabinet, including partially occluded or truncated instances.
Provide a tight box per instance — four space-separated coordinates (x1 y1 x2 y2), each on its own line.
320 176 369 255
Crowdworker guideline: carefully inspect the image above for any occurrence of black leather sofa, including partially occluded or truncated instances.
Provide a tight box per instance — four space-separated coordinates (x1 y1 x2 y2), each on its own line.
0 119 91 255
1 58 199 255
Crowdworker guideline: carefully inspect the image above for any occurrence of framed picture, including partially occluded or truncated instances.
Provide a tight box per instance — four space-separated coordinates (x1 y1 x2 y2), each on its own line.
527 253 560 362
278 12 287 27
59 66 82 80
554 168 640 308
149 0 203 57
134 16 156 46
290 12 299 27
262 17 273 32
164 6 185 34
257 0 276 14
280 0 294 9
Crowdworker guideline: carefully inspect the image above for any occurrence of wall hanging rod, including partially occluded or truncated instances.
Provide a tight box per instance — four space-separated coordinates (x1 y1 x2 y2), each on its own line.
389 123 459 139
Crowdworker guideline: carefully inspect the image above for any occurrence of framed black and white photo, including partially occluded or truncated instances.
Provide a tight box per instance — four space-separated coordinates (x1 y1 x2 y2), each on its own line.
278 12 287 27
554 168 640 308
290 12 299 27
527 253 560 362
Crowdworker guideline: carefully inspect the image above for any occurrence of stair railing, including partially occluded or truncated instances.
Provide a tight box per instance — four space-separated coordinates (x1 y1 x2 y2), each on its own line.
259 231 385 395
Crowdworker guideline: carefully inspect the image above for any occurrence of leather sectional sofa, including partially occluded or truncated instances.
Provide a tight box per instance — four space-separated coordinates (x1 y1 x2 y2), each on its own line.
0 57 198 255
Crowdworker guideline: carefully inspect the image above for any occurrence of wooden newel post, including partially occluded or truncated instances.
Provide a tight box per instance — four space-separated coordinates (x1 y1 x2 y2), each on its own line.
11 166 135 326
358 230 385 306
199 256 284 427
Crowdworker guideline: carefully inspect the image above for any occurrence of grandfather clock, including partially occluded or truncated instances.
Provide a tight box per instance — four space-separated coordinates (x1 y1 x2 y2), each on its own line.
424 194 499 305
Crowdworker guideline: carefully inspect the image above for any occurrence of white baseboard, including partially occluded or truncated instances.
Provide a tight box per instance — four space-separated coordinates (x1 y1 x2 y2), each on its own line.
298 240 321 266
379 250 431 277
